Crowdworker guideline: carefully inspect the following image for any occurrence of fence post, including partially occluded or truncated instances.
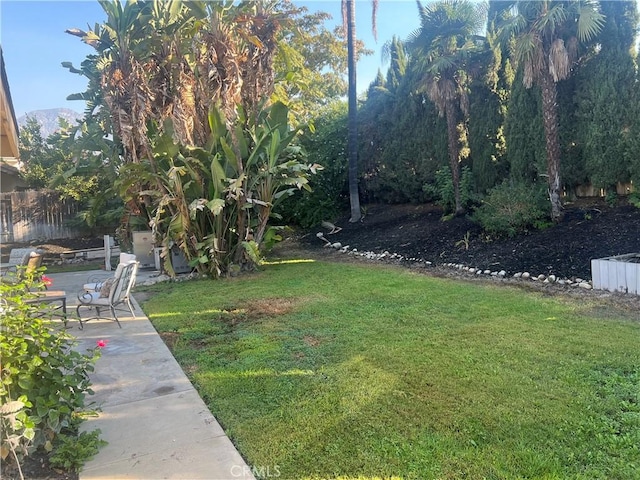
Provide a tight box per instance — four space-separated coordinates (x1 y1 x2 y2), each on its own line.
104 235 112 271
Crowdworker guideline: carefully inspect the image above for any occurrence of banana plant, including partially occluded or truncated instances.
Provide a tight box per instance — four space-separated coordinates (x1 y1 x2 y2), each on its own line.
135 101 320 277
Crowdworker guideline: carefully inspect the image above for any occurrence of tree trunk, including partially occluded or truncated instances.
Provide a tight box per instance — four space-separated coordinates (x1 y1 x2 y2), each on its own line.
346 0 361 223
540 71 563 222
444 99 463 215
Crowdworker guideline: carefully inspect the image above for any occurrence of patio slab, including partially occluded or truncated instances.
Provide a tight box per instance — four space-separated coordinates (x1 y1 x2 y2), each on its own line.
47 269 256 480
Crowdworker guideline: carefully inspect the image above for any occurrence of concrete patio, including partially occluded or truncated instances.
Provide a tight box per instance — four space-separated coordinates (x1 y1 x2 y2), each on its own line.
48 269 255 480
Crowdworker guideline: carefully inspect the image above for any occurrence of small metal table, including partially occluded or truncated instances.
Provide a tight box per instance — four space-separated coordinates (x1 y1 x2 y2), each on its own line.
24 290 68 326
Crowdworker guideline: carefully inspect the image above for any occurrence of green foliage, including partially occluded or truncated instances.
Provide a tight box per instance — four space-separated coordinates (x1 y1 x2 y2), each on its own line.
125 101 319 277
278 102 348 228
504 73 546 183
0 399 34 479
359 69 449 204
272 7 352 122
18 117 123 231
49 429 107 472
0 274 101 470
574 1 638 191
628 192 640 209
473 181 550 237
605 190 618 207
423 166 477 214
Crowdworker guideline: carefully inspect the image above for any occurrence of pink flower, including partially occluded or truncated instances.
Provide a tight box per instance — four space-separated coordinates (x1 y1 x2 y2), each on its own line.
96 339 109 348
42 275 53 287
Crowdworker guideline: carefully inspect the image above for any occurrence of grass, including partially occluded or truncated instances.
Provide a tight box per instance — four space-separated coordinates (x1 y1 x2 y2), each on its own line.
139 260 640 480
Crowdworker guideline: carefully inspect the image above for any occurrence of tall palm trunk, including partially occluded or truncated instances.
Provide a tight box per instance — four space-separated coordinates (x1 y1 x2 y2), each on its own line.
539 70 563 221
444 98 463 214
346 0 361 222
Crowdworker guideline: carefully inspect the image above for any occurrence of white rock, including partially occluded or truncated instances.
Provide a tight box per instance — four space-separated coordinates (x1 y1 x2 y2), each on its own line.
491 271 498 276
498 270 506 277
331 242 342 249
469 268 476 273
548 275 556 282
543 279 549 284
557 279 566 285
476 270 483 275
425 261 432 265
537 274 546 281
484 270 491 275
522 272 530 279
316 232 324 238
576 278 584 284
579 282 592 289
513 272 522 278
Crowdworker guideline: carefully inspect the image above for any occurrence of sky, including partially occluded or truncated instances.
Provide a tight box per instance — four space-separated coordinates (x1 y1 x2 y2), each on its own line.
0 0 421 118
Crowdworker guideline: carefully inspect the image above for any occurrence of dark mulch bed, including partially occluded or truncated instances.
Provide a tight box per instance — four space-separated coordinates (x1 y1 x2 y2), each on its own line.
0 237 104 264
300 200 640 281
2 450 77 480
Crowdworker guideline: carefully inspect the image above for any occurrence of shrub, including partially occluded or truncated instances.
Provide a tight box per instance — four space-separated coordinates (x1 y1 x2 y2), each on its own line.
0 273 102 475
50 428 107 472
423 166 477 214
473 181 550 237
277 102 348 228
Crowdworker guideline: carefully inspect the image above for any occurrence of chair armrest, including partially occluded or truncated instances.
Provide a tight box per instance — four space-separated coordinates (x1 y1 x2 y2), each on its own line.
86 273 112 283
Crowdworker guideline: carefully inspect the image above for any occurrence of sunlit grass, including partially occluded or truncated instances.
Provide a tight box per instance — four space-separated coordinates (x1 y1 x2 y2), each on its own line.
140 261 640 480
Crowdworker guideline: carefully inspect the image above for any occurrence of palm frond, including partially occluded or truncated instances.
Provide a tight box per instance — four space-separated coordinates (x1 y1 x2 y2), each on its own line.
548 38 569 82
576 1 605 43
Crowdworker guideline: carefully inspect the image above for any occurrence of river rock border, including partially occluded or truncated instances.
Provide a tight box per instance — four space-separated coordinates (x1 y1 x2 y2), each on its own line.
317 238 594 291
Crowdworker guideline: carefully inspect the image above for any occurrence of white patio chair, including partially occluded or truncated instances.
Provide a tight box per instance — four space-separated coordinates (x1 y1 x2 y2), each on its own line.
76 261 139 329
82 253 137 293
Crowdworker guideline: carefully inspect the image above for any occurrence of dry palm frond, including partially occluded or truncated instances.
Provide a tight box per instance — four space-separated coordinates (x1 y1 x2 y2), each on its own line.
548 38 569 82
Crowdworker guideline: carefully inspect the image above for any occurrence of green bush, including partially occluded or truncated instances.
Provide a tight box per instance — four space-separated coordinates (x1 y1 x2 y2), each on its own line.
423 166 477 214
277 102 348 228
50 428 107 472
473 181 550 237
0 273 102 473
628 192 640 209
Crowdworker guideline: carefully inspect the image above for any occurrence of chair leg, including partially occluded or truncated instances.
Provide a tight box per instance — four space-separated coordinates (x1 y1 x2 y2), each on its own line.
76 305 84 330
110 306 122 328
126 299 136 319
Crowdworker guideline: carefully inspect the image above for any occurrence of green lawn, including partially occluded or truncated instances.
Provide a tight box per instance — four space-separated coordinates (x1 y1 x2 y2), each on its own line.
139 260 640 480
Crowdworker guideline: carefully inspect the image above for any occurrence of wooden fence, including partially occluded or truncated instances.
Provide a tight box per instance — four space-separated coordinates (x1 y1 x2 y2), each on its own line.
0 190 85 243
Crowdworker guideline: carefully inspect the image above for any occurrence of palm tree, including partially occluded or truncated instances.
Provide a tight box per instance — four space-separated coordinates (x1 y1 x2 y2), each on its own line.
408 0 487 214
498 0 604 221
342 0 378 223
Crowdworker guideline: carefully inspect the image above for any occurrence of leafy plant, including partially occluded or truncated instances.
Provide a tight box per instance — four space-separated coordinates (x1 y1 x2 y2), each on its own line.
628 192 640 209
49 429 107 472
605 189 618 207
473 181 550 237
455 230 471 250
0 399 33 480
423 166 477 215
0 274 102 474
118 101 320 278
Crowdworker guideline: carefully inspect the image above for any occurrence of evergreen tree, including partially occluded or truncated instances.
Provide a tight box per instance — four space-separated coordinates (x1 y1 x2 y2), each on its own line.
468 30 511 194
504 69 545 183
575 0 639 193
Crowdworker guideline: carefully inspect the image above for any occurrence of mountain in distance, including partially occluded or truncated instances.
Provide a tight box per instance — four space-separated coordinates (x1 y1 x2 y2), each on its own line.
17 108 83 138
